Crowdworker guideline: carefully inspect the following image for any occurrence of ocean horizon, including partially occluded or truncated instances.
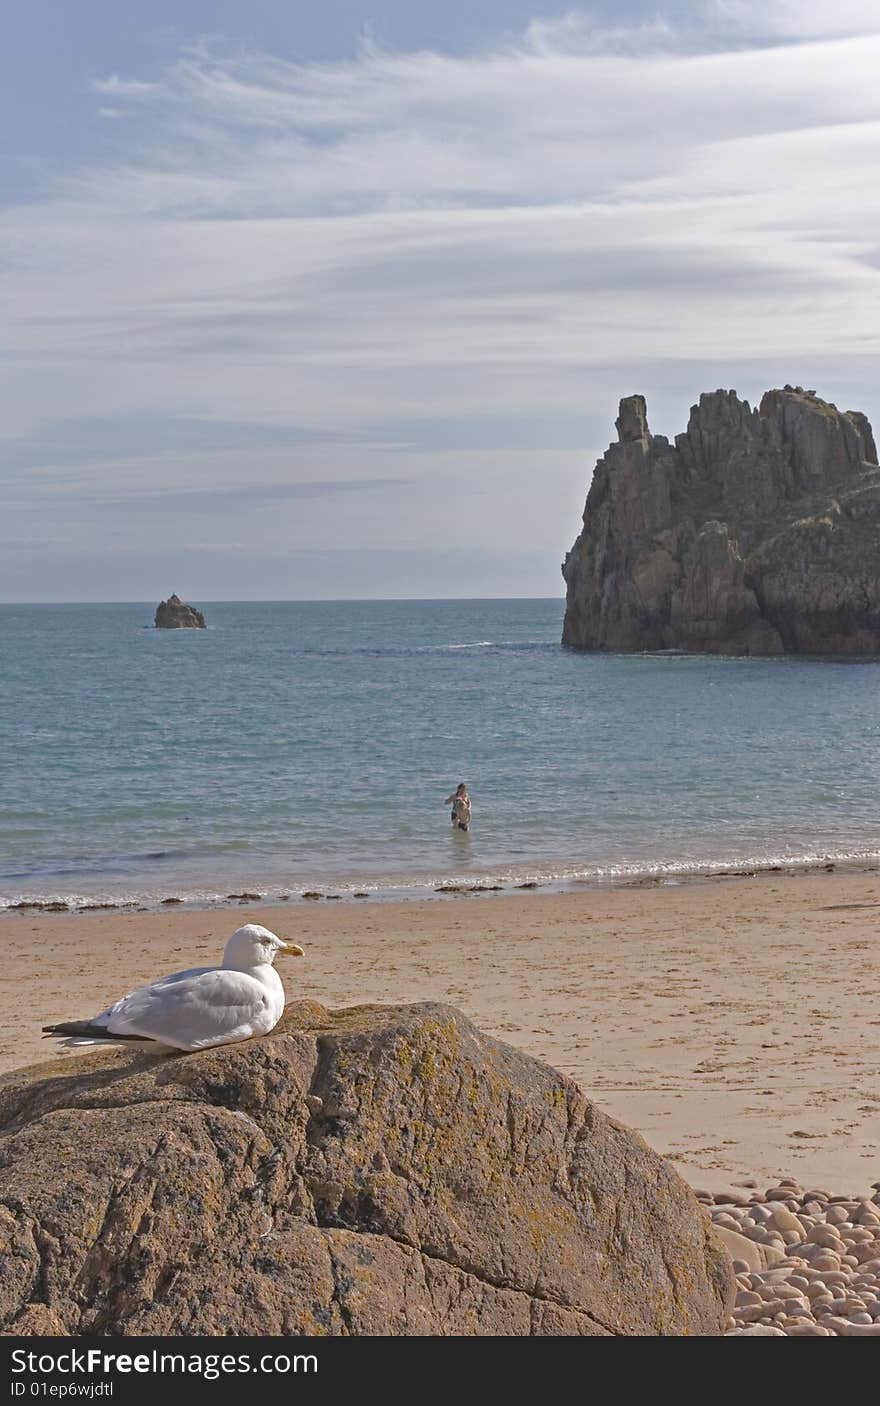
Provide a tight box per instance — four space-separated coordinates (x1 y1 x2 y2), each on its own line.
2 596 880 912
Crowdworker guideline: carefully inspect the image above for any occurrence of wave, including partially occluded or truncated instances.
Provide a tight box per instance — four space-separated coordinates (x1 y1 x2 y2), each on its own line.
293 640 559 659
4 844 879 915
0 840 254 883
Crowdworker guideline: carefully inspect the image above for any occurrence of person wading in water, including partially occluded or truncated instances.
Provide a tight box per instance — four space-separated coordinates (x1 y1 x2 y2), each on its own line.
444 782 472 832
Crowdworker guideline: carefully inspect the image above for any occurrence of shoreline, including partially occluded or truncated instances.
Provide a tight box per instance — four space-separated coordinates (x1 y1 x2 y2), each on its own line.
1 850 874 919
3 867 879 1197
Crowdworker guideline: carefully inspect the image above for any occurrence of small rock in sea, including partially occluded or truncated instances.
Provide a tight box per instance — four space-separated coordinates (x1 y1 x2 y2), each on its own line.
353 892 369 898
435 885 464 894
278 894 290 901
161 898 184 906
302 892 323 901
154 593 206 629
227 892 262 902
326 895 341 900
516 881 539 889
78 903 118 912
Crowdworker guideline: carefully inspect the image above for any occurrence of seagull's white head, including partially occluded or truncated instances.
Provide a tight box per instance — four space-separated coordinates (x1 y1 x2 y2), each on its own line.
222 923 304 972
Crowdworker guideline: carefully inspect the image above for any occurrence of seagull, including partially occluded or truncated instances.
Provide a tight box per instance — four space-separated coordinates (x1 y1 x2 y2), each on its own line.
42 923 304 1053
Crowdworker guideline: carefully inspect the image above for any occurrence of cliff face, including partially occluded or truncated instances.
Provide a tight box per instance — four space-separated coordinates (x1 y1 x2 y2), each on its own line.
0 1001 732 1337
562 388 880 654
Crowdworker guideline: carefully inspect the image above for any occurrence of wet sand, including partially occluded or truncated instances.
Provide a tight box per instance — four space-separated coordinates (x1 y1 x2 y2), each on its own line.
2 870 878 1192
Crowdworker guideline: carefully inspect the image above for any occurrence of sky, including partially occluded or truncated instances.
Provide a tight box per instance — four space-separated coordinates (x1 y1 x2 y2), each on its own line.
3 1 880 602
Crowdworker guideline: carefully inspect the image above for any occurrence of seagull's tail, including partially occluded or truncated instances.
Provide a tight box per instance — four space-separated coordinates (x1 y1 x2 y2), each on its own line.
42 1020 151 1043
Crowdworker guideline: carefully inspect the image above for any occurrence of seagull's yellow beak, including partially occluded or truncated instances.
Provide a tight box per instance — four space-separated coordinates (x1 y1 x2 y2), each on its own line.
279 942 305 957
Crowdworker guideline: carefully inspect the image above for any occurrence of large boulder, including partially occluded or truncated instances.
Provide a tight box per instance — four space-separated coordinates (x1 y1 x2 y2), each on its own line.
562 387 880 654
154 593 206 629
0 1002 732 1336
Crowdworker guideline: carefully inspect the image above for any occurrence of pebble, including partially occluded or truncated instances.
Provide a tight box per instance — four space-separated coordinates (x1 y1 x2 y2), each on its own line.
805 1225 842 1248
768 1206 804 1236
714 1212 742 1231
727 1325 787 1336
855 1205 880 1227
804 1259 832 1282
824 1318 880 1336
736 1290 762 1307
713 1180 880 1337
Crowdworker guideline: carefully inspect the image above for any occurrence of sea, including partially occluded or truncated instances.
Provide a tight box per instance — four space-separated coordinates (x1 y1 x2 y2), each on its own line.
2 598 880 911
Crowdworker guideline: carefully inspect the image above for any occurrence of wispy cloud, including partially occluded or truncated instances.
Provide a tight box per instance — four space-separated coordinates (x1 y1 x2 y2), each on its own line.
526 3 880 52
91 74 159 97
710 1 880 41
3 4 880 598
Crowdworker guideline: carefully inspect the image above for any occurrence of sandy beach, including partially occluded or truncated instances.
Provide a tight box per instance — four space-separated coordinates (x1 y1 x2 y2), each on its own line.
3 869 878 1195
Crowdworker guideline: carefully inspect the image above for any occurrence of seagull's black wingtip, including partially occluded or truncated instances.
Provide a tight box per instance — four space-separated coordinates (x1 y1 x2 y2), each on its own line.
41 1021 151 1042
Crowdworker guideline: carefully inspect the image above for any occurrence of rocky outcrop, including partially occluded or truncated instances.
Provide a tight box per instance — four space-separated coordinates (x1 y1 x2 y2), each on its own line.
562 387 880 654
154 593 206 629
0 1002 732 1336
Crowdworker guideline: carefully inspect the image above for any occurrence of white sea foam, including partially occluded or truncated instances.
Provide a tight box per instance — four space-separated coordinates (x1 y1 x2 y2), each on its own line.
4 845 880 915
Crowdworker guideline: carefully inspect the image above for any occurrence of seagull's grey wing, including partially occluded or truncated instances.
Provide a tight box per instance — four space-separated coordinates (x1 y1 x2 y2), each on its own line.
102 968 269 1052
93 965 213 1024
